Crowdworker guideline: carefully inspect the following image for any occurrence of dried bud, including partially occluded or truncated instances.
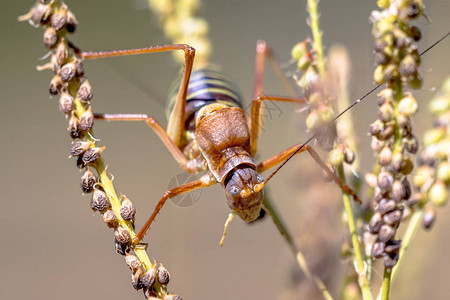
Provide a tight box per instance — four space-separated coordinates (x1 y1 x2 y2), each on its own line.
29 3 52 26
377 171 393 191
377 124 394 141
373 186 386 202
391 180 406 202
403 135 419 154
391 152 403 173
82 146 104 164
378 146 393 166
157 265 170 285
378 224 396 243
51 5 67 30
70 141 92 156
370 119 384 135
383 209 403 226
91 189 109 212
369 212 383 234
68 113 81 139
43 26 58 48
55 40 68 66
77 80 93 103
80 168 96 193
378 199 396 215
115 238 129 255
115 227 131 245
125 255 141 272
429 180 448 207
400 156 414 175
371 242 385 258
65 10 78 33
422 206 436 230
140 268 157 289
79 107 94 131
383 252 399 268
103 210 117 226
59 62 76 82
378 102 394 122
120 197 136 221
49 74 63 95
58 92 74 114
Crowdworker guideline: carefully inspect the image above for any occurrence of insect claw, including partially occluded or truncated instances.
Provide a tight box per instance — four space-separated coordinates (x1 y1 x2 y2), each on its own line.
220 212 235 247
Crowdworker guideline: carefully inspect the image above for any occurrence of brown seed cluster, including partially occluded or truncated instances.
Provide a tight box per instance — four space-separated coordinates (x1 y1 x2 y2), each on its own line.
366 0 425 268
413 77 450 229
21 1 180 298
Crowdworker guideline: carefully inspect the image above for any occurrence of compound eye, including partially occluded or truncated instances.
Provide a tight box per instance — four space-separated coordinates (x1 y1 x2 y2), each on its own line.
256 175 264 183
229 185 239 196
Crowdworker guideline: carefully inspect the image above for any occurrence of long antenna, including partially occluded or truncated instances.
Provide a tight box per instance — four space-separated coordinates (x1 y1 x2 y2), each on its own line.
263 32 449 186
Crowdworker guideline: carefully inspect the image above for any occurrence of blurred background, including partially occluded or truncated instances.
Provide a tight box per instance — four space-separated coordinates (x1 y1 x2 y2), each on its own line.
1 0 449 299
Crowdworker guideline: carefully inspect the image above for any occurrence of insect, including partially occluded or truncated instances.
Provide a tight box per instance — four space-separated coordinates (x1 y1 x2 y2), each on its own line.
81 42 361 244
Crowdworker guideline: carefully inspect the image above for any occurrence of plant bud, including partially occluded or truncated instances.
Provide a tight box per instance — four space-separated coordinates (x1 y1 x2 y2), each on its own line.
373 186 386 202
103 210 117 226
429 180 448 207
377 171 393 191
65 10 78 33
378 224 396 243
76 156 85 169
371 242 385 258
409 26 422 41
384 240 401 254
407 192 425 207
391 152 403 173
29 3 52 26
370 119 384 135
423 128 445 146
378 146 393 166
422 206 436 230
55 40 68 66
437 162 450 184
51 6 67 30
371 136 384 152
403 135 419 154
369 212 383 234
399 55 418 79
328 147 344 167
343 147 356 164
80 168 96 193
397 114 412 132
49 74 63 95
115 227 131 245
400 156 414 175
365 173 378 189
402 178 412 200
79 107 94 131
82 146 104 164
43 26 58 48
59 62 76 82
398 94 418 116
378 199 396 215
378 103 394 122
291 41 309 61
429 95 450 115
77 80 93 102
374 64 385 84
377 88 394 103
91 189 109 212
120 196 136 221
140 268 157 289
377 125 394 140
306 110 321 131
383 252 399 268
383 64 399 83
125 255 141 272
58 92 74 114
297 52 312 71
157 265 170 285
68 113 81 139
391 180 406 202
383 209 403 226
70 141 92 156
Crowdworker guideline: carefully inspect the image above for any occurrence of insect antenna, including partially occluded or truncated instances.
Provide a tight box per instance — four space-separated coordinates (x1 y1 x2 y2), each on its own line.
262 32 449 187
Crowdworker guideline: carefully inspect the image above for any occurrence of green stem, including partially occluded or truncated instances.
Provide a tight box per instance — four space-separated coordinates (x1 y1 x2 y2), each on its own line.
307 0 325 75
381 268 392 300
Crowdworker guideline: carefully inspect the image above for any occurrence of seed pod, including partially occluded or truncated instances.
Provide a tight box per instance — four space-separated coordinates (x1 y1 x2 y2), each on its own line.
43 26 58 48
377 125 394 141
378 199 397 215
59 62 76 82
115 227 131 245
377 171 393 191
400 157 414 175
370 119 384 135
77 80 93 103
125 255 141 272
103 210 117 227
30 3 52 26
328 147 344 167
397 114 412 132
91 189 109 212
378 224 396 243
373 187 385 202
115 238 129 255
378 102 394 123
369 212 383 234
398 94 418 116
82 146 104 164
371 242 385 258
383 209 403 226
55 40 68 66
68 113 81 139
80 168 96 193
383 252 399 268
120 196 136 221
391 180 406 202
157 265 170 285
140 268 157 289
58 92 74 115
378 146 393 166
79 107 94 131
70 141 92 156
65 10 78 33
429 180 448 207
51 5 67 30
49 74 63 95
391 152 403 173
422 206 436 230
384 240 401 254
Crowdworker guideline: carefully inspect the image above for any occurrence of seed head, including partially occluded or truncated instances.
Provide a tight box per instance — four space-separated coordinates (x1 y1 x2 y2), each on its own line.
79 107 94 131
77 80 93 103
157 265 170 285
68 113 82 139
58 92 74 115
120 196 136 221
49 74 63 95
51 5 67 31
59 62 76 82
115 227 131 245
82 146 104 164
140 268 156 289
90 189 109 212
378 224 395 243
80 168 96 193
55 40 68 66
125 254 141 272
43 26 58 48
70 141 93 156
103 210 117 227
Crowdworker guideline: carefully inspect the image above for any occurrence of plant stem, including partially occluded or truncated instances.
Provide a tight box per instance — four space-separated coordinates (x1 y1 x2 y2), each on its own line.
381 268 392 300
307 0 325 75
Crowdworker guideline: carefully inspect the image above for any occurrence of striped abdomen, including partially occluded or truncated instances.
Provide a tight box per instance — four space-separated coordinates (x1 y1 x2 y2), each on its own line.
166 68 243 132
